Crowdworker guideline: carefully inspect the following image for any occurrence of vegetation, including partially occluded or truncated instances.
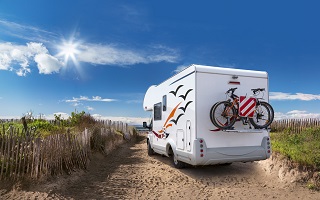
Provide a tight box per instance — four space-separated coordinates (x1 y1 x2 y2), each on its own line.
271 126 320 190
271 127 320 169
0 111 100 137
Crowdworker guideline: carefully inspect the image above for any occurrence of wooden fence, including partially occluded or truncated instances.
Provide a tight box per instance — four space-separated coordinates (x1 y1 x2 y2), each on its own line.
0 120 131 180
0 129 91 180
271 118 320 134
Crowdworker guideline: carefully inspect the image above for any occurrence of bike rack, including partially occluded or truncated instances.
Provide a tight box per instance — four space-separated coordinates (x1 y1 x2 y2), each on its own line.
223 129 264 133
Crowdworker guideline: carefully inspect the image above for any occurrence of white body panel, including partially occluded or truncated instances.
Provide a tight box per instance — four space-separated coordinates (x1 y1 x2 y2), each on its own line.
143 64 271 166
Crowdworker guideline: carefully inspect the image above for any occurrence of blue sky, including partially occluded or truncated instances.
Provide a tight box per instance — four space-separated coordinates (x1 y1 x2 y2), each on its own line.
1 0 320 124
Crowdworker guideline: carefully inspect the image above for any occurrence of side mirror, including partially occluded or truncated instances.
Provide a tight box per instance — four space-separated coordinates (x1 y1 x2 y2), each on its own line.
143 122 147 128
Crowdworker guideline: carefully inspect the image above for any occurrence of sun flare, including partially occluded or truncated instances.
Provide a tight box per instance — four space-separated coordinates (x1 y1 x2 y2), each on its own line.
57 38 81 66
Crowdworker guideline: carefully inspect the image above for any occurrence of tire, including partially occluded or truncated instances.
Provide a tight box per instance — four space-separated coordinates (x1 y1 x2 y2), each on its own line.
261 101 274 124
210 101 237 129
147 140 155 156
220 163 232 166
209 102 218 125
170 148 185 169
249 101 274 129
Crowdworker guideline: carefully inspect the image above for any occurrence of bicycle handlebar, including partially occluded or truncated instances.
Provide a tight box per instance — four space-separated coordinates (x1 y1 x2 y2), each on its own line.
226 87 237 94
226 88 238 99
251 88 265 94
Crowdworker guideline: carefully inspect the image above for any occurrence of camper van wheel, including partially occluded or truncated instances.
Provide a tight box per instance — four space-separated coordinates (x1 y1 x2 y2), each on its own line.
170 149 185 169
220 163 232 166
147 140 155 156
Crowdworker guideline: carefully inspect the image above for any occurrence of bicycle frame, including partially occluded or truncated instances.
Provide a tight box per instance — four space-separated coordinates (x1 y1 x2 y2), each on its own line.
223 89 251 126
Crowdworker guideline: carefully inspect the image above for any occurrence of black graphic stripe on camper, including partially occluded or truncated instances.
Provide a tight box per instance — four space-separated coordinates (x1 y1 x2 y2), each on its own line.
169 85 183 96
179 101 193 112
170 113 184 125
179 89 193 100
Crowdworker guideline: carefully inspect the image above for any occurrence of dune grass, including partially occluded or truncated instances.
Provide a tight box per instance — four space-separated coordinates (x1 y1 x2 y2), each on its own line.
270 127 320 169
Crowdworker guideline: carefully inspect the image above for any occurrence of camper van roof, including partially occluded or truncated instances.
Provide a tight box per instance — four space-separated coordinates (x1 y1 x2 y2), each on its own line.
155 64 267 89
189 64 267 78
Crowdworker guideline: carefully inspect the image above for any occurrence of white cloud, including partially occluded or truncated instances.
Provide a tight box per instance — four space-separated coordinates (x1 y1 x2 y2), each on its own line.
27 42 49 54
126 100 143 104
1 19 180 76
0 19 59 43
76 43 179 66
0 42 53 76
146 44 179 63
91 114 148 125
287 110 307 115
65 96 116 103
274 110 320 120
34 53 63 74
1 41 179 76
72 102 82 107
173 64 190 73
45 112 70 120
86 106 94 111
91 96 116 102
270 92 320 101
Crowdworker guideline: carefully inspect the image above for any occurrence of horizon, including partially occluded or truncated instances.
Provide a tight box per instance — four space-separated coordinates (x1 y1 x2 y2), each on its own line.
1 1 320 125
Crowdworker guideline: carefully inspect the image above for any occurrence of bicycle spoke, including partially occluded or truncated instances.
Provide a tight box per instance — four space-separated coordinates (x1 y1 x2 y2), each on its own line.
210 101 237 129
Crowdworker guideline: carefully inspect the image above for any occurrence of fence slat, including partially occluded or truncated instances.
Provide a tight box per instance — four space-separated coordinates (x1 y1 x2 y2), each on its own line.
271 118 320 134
0 119 130 180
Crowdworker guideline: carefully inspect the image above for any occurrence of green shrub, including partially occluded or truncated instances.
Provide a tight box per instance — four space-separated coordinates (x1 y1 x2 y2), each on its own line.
271 127 320 169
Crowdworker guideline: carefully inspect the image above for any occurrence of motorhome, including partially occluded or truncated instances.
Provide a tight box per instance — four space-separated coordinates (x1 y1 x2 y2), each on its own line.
143 64 271 168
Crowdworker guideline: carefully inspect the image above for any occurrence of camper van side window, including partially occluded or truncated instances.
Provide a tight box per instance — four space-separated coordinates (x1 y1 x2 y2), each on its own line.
162 95 167 111
154 102 162 121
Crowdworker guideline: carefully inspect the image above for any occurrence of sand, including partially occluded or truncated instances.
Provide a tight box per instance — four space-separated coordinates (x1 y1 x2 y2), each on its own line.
0 135 319 200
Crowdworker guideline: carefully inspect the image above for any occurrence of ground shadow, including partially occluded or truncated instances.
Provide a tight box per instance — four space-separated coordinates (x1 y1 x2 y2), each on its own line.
14 136 146 200
152 153 265 187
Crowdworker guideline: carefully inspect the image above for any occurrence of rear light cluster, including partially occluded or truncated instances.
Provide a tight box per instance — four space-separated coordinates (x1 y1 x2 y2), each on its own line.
266 137 271 154
200 139 204 157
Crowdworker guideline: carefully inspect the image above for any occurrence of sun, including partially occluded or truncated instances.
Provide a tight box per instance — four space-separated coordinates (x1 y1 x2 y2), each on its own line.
57 38 81 66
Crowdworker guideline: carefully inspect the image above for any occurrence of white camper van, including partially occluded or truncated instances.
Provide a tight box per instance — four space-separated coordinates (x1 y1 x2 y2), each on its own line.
143 64 272 168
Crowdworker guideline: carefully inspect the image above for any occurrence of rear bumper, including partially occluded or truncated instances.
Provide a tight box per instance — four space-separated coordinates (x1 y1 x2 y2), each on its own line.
190 137 271 166
198 146 268 165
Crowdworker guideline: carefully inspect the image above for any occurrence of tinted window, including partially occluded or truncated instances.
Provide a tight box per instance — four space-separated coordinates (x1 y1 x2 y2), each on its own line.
154 102 162 121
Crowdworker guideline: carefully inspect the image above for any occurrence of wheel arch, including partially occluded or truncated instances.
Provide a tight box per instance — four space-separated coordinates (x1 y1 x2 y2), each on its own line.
166 139 176 157
147 132 153 144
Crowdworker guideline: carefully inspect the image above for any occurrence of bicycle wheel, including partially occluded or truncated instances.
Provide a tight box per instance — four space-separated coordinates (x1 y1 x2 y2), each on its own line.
249 101 273 129
210 101 237 129
261 101 274 125
209 102 218 125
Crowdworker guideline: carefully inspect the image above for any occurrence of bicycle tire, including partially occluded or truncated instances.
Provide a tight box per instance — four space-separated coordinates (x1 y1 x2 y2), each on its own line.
249 101 274 129
261 101 274 124
209 102 218 125
210 101 237 129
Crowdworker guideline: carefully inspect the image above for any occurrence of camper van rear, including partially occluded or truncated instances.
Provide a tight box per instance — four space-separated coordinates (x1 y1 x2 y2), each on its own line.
143 64 272 168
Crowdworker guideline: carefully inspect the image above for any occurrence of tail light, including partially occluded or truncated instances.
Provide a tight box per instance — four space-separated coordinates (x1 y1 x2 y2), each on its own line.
266 137 271 155
199 138 205 158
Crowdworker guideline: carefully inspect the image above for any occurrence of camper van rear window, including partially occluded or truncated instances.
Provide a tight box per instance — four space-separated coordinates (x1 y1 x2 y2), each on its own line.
154 102 162 121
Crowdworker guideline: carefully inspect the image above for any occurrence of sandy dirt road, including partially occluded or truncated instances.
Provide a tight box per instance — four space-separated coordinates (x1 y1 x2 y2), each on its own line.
1 135 319 200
